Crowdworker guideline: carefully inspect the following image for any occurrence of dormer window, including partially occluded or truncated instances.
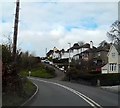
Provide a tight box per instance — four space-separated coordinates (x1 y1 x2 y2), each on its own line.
112 53 115 57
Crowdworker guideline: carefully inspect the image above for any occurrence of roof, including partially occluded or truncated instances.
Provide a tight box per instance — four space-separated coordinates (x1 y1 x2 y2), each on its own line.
70 43 80 50
60 49 65 53
80 43 90 48
96 44 110 52
81 47 97 54
47 50 53 56
107 44 120 56
69 43 91 51
114 44 120 55
53 47 59 52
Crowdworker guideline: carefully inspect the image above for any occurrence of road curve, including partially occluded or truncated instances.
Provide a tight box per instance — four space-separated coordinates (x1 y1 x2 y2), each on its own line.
26 77 119 107
27 77 90 106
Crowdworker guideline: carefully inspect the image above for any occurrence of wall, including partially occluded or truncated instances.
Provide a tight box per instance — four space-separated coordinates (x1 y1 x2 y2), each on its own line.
108 46 118 64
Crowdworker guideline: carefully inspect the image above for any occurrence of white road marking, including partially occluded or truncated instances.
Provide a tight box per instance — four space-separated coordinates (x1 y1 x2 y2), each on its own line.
29 77 102 108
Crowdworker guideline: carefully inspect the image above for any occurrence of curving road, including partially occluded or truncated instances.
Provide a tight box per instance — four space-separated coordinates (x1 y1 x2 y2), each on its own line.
26 64 119 107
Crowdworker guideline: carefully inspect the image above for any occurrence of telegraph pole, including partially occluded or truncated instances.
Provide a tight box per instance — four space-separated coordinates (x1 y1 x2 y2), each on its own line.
68 43 71 69
68 42 71 81
13 0 20 62
45 48 47 57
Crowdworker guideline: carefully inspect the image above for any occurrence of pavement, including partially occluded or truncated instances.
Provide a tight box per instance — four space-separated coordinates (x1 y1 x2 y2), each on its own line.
101 85 120 93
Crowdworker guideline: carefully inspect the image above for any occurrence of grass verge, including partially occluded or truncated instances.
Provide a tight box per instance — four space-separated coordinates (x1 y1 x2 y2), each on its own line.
20 64 56 78
2 78 36 106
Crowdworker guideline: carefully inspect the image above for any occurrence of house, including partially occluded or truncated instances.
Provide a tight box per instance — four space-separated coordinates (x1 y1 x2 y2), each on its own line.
60 50 69 59
72 43 96 62
80 48 96 61
72 43 111 73
61 42 92 60
102 44 120 74
46 47 61 59
46 50 53 58
52 47 61 59
95 43 110 64
70 43 90 58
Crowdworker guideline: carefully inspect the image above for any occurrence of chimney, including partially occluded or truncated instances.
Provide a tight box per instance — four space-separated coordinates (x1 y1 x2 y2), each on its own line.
90 41 93 49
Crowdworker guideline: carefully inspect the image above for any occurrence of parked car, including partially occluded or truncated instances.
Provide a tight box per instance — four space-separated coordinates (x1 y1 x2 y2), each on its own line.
59 66 65 72
42 59 50 64
49 61 53 65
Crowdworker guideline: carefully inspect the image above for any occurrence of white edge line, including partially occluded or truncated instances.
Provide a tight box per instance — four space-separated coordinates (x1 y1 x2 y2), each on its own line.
30 77 102 108
20 81 39 107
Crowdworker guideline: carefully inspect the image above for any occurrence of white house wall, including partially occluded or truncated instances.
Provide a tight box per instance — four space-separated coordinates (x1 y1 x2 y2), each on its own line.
118 55 120 64
61 52 69 59
102 64 108 74
108 45 118 64
108 45 119 73
73 55 79 60
61 47 89 60
53 52 60 59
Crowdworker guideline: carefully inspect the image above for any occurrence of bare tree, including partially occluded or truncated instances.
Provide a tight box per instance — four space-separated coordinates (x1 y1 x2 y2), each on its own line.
107 20 120 46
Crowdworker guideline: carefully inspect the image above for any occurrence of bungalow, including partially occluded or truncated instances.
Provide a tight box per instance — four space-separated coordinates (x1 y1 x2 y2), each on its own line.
102 44 120 74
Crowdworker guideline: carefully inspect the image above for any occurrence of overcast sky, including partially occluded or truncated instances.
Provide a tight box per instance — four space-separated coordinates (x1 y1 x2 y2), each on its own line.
1 0 118 57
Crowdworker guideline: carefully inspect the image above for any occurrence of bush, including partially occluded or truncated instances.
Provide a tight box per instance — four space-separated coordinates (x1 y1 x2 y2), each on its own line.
96 73 120 86
66 67 80 80
2 78 36 106
45 66 56 77
65 67 120 86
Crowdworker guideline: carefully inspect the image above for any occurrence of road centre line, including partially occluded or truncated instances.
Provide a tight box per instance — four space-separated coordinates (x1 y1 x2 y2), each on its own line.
30 77 102 108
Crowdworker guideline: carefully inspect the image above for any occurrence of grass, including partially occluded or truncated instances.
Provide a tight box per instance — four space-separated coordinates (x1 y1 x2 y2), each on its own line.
2 78 36 106
20 64 56 78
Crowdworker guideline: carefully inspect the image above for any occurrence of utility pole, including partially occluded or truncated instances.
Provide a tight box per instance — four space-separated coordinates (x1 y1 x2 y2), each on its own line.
45 48 47 58
13 0 20 62
68 42 71 81
68 43 71 69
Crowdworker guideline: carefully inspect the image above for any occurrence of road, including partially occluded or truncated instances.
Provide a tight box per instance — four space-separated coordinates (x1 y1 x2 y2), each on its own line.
26 63 119 107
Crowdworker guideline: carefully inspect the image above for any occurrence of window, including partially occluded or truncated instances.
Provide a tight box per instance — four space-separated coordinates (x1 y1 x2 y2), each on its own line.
114 64 116 71
109 63 117 71
112 53 115 57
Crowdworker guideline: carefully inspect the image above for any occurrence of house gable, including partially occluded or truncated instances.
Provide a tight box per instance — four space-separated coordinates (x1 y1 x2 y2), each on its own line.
108 44 119 64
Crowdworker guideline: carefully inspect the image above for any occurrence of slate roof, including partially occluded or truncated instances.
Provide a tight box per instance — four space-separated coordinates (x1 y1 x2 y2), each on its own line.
114 44 120 55
69 43 91 50
96 44 110 52
47 50 53 56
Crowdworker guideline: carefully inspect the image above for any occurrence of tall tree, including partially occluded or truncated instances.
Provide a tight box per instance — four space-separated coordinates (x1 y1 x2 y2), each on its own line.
107 20 120 46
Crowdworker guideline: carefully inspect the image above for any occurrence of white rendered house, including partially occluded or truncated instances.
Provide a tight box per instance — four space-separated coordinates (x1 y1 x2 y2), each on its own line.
102 44 120 74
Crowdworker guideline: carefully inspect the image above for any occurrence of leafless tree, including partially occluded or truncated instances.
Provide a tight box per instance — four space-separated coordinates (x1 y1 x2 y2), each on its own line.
107 20 120 46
